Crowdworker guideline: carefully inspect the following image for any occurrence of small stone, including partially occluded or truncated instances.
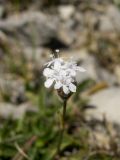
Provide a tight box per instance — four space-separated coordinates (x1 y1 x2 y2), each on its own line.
85 87 120 124
58 5 75 20
100 15 114 32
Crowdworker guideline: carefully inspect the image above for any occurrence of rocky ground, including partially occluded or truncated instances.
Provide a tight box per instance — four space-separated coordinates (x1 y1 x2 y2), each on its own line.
0 0 120 159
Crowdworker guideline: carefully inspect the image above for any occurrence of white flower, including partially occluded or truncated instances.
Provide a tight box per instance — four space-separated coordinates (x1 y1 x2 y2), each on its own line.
43 54 86 95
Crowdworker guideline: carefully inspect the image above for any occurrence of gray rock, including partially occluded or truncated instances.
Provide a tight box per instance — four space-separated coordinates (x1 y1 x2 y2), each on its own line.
100 15 115 32
107 5 120 32
58 5 75 20
0 11 59 47
85 87 120 124
23 47 50 67
77 53 117 85
100 5 120 32
0 102 37 119
78 53 99 82
0 77 25 104
97 68 117 85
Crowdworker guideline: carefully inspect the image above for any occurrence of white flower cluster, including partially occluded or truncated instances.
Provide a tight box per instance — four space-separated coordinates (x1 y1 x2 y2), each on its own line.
43 54 86 95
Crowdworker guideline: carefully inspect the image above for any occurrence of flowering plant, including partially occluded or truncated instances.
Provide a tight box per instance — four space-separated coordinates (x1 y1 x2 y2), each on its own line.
43 50 86 156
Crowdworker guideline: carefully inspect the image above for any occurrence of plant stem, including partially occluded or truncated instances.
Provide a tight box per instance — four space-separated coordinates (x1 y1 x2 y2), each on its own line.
57 100 67 154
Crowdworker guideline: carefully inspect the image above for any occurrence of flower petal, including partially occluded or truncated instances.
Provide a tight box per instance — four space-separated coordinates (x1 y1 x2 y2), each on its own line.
43 68 54 77
77 67 86 72
69 83 76 92
66 78 73 84
44 79 54 88
63 85 69 94
53 60 61 70
70 70 76 76
54 81 62 89
60 70 66 76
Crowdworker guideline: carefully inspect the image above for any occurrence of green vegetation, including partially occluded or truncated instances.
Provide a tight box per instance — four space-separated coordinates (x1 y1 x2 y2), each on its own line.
0 78 118 160
0 0 120 159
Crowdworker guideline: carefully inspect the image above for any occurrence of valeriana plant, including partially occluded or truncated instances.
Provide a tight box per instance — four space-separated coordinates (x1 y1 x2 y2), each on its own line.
43 50 86 155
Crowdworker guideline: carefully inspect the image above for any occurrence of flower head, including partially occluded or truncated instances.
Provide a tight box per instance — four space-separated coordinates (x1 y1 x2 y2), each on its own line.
43 51 86 97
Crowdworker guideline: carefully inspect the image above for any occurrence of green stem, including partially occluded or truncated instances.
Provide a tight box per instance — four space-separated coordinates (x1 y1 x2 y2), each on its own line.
57 100 67 154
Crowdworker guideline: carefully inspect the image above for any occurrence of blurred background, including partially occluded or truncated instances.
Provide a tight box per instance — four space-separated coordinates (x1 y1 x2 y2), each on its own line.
0 0 120 159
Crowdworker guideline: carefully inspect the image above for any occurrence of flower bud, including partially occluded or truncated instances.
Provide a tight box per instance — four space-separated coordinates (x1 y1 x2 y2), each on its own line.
57 88 73 101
